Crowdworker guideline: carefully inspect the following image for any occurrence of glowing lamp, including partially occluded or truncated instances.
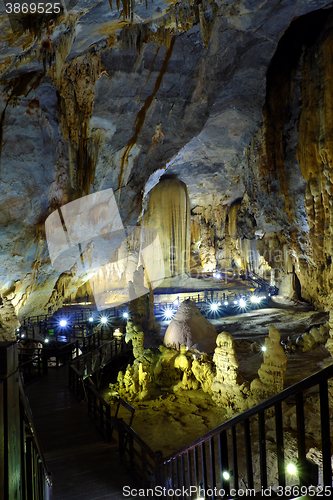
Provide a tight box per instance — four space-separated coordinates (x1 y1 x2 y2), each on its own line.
215 273 221 279
123 312 129 319
287 463 297 475
59 319 67 327
234 300 238 305
224 301 228 306
101 316 107 324
164 309 174 320
45 338 49 343
222 471 230 480
210 303 219 312
89 317 94 322
16 328 20 332
261 346 267 352
21 333 25 338
239 298 246 308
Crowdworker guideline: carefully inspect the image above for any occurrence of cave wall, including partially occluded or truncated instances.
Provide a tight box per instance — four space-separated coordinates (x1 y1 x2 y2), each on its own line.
239 8 333 307
0 0 333 319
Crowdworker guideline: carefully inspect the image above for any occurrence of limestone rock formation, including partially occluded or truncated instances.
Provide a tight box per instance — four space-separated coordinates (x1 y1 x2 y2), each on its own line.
191 357 215 393
163 300 217 353
125 324 144 360
325 311 333 357
0 296 20 341
144 178 191 278
211 331 249 412
297 323 329 353
250 326 287 401
0 0 332 318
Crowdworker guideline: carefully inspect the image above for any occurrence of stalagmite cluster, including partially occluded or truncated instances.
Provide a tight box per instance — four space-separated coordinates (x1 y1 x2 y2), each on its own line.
250 326 287 402
211 331 249 413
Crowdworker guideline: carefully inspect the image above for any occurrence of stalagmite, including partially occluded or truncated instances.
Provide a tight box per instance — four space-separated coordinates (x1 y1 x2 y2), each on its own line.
250 325 287 401
144 178 191 279
163 300 217 353
211 331 249 412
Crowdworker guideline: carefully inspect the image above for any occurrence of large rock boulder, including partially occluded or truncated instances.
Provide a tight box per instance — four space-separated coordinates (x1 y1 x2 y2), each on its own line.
163 300 217 353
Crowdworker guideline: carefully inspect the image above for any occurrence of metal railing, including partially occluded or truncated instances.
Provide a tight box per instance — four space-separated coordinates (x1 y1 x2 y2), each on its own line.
18 331 106 385
19 375 52 500
86 383 113 441
157 363 333 498
118 419 163 488
71 335 128 379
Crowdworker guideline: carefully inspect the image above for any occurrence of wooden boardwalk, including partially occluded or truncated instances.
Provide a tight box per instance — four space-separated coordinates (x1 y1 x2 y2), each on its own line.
25 366 138 500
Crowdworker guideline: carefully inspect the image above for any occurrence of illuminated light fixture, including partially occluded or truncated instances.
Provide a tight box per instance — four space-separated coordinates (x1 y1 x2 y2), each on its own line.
218 302 221 306
123 312 129 319
222 471 230 480
16 328 20 332
45 338 49 343
250 296 261 304
239 298 246 308
234 300 238 305
210 303 219 312
262 296 266 300
286 463 297 475
101 316 108 324
224 301 228 306
59 319 67 327
261 346 267 352
215 273 221 279
21 333 25 338
114 328 122 337
164 309 174 320
89 317 94 322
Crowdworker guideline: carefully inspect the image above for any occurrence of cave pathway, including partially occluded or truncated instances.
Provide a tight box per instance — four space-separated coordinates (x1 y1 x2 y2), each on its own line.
25 365 138 500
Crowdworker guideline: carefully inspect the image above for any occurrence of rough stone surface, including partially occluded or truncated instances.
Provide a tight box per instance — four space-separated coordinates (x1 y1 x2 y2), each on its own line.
163 299 217 353
1 1 333 318
211 331 249 412
250 325 287 401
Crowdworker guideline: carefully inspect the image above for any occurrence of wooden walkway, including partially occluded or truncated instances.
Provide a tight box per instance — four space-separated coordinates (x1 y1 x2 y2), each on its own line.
25 366 138 500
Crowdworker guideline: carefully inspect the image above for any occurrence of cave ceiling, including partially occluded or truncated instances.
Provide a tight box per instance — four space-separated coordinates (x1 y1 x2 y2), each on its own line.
0 0 333 317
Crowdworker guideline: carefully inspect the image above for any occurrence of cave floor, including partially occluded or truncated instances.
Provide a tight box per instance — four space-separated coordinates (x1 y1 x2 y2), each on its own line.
99 299 332 460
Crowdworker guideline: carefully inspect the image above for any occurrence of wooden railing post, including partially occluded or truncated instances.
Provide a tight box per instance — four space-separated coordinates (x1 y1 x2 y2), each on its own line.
0 342 21 500
118 419 125 456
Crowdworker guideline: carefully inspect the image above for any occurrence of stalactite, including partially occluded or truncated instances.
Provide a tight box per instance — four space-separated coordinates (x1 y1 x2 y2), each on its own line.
54 52 105 195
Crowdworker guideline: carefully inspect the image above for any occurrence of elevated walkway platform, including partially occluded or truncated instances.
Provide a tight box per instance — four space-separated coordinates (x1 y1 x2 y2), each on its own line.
25 365 138 500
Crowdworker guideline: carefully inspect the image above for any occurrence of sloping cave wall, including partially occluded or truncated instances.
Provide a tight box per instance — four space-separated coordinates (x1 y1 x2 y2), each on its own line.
0 0 333 321
240 8 333 308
